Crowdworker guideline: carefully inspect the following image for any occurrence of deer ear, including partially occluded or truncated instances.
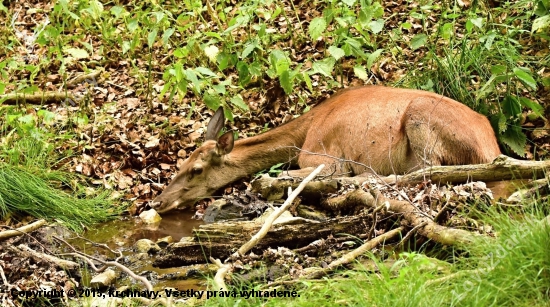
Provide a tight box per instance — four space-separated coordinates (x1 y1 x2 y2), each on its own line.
205 108 225 141
216 131 234 155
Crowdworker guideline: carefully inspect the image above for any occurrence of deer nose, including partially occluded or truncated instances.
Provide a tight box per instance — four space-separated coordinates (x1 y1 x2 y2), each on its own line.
149 200 162 209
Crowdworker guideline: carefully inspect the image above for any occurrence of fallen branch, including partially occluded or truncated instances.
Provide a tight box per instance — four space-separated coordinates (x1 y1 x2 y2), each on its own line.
252 156 549 203
210 257 231 292
381 155 549 184
66 70 102 87
9 244 79 271
326 189 478 246
0 219 47 241
0 91 75 105
303 226 405 280
53 236 154 292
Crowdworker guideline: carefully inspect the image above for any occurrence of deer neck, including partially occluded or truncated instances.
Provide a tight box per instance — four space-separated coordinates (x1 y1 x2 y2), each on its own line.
217 114 312 183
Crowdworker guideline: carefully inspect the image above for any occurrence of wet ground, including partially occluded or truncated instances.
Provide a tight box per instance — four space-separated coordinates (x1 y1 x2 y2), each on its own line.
76 210 206 290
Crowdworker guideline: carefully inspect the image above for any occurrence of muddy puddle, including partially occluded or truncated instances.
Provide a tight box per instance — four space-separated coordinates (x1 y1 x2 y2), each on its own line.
74 210 206 290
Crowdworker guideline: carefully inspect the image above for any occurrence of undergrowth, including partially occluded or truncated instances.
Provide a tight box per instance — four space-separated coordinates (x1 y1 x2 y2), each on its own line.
201 202 550 307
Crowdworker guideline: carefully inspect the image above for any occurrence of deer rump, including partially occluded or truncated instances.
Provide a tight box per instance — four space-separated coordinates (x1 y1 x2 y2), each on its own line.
152 86 501 213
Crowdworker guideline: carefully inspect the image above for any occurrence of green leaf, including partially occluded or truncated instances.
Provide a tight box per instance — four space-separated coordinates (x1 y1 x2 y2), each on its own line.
535 0 550 16
532 15 550 32
303 72 313 92
495 113 507 133
230 95 249 111
270 50 290 76
64 48 89 59
86 0 104 19
502 95 521 117
162 28 175 46
367 49 383 69
194 67 218 78
121 41 130 54
184 69 201 93
241 41 257 59
513 67 537 90
440 23 453 40
341 0 356 6
311 57 335 78
359 10 371 27
328 46 345 61
371 3 384 18
147 29 158 47
127 19 139 33
37 110 56 125
74 114 89 126
519 97 544 117
249 62 262 76
420 79 434 91
470 17 483 29
481 31 496 50
490 65 507 75
465 20 473 33
217 52 230 70
410 34 427 50
308 17 327 41
236 61 251 86
212 84 226 95
499 125 526 157
110 6 125 18
0 82 5 95
203 93 221 110
368 19 384 34
204 32 223 39
224 109 234 122
354 66 369 81
279 70 292 95
18 114 35 125
151 11 166 24
174 48 188 58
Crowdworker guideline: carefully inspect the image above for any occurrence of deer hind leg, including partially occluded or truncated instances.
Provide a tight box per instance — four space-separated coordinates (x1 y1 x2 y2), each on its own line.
403 100 447 172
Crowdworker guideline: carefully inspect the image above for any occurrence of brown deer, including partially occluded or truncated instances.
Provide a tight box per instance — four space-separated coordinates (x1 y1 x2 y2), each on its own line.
151 86 501 213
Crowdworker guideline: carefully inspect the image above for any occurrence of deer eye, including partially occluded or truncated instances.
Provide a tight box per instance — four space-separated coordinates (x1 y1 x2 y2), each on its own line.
192 166 203 175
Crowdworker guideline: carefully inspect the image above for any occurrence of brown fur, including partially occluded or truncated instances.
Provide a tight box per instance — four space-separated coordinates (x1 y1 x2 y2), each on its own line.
152 86 500 213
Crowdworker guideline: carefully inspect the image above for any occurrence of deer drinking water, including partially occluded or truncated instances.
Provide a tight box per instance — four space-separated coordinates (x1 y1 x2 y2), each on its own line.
151 86 501 213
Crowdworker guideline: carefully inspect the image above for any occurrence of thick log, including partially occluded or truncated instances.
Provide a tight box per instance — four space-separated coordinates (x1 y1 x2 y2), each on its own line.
153 214 373 268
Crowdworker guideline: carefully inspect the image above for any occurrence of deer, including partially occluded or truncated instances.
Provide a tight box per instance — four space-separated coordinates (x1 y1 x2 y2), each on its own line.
151 86 501 213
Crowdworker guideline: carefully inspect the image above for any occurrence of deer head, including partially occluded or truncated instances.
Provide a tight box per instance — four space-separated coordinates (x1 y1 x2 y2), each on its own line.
151 108 234 213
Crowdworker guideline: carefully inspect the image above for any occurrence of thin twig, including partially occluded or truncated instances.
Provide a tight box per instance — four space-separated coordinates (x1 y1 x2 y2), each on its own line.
53 236 153 292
